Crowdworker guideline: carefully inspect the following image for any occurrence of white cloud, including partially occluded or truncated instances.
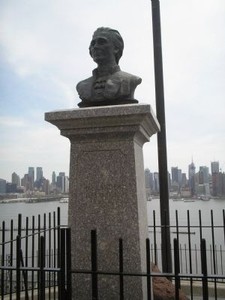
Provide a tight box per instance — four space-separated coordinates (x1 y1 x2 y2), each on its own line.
0 116 26 128
0 0 225 181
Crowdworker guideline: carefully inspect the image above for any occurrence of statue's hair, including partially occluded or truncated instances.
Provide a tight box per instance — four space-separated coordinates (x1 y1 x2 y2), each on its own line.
89 27 124 63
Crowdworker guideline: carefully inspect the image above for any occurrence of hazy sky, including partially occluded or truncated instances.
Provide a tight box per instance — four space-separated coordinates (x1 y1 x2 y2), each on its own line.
0 0 225 182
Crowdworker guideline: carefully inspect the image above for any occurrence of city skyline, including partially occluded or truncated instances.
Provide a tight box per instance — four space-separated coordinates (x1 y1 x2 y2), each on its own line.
1 0 225 182
0 159 223 183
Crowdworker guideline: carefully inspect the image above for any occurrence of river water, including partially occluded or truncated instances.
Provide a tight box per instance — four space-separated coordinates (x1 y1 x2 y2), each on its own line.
0 198 224 299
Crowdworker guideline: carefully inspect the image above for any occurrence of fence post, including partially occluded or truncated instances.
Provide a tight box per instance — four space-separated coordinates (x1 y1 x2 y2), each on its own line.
39 235 46 300
1 221 5 297
91 230 98 300
16 235 21 300
146 238 152 300
174 238 180 300
201 239 209 300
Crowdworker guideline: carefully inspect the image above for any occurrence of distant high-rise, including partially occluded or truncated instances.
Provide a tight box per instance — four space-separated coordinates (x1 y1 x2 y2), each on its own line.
0 179 7 193
211 161 220 196
211 161 219 174
199 166 209 184
188 161 196 196
11 172 20 186
36 167 43 181
52 171 56 185
28 167 35 181
28 167 35 189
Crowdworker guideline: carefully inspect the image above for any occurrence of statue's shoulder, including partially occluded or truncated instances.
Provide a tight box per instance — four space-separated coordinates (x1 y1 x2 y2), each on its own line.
76 76 94 101
76 76 93 90
112 70 142 85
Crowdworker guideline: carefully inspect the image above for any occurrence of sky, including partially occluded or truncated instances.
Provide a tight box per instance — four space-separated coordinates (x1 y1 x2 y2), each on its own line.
0 0 225 182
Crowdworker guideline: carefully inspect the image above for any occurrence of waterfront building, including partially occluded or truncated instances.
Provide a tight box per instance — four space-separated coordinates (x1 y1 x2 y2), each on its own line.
153 172 159 194
211 161 219 173
211 161 219 196
0 179 7 193
11 172 20 187
36 167 43 182
28 167 35 189
188 161 196 196
199 166 209 184
52 171 56 185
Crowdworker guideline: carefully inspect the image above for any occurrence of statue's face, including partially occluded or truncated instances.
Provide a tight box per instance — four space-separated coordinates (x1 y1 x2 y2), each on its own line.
89 33 117 65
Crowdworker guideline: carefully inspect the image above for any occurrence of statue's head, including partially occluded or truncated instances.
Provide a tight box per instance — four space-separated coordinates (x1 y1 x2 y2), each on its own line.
89 27 124 65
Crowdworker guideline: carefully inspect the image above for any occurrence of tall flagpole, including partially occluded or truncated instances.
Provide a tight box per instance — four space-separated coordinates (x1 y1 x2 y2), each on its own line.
150 0 172 273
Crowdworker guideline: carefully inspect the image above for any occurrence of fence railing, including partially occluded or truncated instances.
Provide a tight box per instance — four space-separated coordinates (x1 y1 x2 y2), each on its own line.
0 207 225 299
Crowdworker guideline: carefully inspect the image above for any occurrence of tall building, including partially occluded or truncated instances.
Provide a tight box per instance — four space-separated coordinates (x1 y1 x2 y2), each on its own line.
52 171 56 185
211 161 219 174
171 167 179 184
211 161 220 196
0 179 7 193
188 161 196 196
153 172 159 194
28 167 35 189
199 166 209 184
36 167 43 182
56 172 69 193
11 172 20 187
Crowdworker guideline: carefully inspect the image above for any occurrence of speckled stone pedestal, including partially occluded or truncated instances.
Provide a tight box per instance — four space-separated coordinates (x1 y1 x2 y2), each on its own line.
45 104 160 299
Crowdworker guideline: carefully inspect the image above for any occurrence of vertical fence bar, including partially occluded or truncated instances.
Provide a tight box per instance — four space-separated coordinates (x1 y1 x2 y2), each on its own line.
91 230 98 300
39 235 46 300
57 208 61 299
146 238 152 300
25 217 29 269
25 217 29 300
119 238 124 300
31 215 35 300
175 210 180 288
37 214 41 300
153 210 158 266
18 214 22 237
201 238 209 300
174 238 180 300
210 210 217 299
223 209 225 244
187 210 193 299
198 210 203 242
20 250 29 300
48 212 51 300
1 221 5 299
66 227 72 300
179 244 183 274
10 219 14 299
16 235 21 300
53 211 56 298
162 209 170 276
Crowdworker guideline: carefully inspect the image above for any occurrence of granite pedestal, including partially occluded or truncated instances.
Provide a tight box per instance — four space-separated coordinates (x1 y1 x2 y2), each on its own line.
45 104 160 299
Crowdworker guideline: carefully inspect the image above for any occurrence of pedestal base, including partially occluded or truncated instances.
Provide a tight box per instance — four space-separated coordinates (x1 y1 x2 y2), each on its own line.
45 104 160 299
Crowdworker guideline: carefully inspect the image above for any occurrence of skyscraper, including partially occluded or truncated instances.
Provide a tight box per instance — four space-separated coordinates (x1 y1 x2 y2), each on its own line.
52 171 56 185
199 166 209 184
211 161 219 174
11 172 20 186
28 167 35 189
188 161 196 196
36 167 43 182
211 161 219 196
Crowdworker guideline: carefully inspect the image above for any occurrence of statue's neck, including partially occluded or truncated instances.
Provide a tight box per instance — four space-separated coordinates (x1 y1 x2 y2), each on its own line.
93 64 120 77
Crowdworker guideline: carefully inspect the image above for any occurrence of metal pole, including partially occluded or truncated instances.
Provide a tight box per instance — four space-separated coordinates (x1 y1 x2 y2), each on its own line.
150 0 172 273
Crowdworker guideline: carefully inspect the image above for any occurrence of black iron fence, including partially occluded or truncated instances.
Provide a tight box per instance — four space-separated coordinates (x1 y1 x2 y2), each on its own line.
0 208 225 299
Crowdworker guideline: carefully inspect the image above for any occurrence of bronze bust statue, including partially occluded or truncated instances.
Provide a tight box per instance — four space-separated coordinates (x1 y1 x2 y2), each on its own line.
77 27 142 107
